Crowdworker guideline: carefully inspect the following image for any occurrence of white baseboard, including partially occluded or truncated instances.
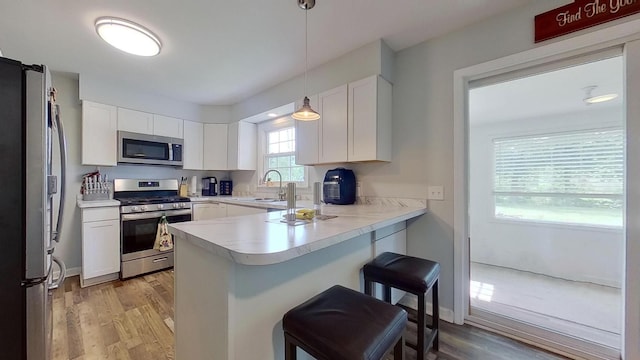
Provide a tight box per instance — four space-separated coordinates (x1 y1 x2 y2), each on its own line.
399 295 455 323
53 266 81 280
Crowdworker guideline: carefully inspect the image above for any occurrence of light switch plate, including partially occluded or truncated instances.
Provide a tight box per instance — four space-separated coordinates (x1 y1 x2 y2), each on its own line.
427 185 444 200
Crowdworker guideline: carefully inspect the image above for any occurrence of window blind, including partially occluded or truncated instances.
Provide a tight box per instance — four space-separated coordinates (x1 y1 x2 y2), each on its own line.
494 128 624 196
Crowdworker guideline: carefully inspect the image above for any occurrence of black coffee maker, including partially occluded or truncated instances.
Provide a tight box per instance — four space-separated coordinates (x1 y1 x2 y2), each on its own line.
202 177 218 196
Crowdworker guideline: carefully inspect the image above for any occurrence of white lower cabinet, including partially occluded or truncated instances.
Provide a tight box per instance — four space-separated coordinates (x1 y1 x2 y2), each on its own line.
81 207 120 287
372 222 407 304
193 203 227 221
226 204 267 217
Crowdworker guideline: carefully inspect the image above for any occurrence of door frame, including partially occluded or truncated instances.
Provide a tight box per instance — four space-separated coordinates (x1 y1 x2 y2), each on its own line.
453 19 640 360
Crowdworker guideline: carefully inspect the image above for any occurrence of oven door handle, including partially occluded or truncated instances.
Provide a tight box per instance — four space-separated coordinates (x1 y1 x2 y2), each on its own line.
121 209 192 221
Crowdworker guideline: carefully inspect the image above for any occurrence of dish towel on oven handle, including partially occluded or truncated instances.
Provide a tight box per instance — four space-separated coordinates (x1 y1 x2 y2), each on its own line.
153 215 174 251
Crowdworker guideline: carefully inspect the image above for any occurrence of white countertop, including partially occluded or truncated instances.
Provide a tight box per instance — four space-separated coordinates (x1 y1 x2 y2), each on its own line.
168 204 426 266
76 198 120 208
190 196 296 210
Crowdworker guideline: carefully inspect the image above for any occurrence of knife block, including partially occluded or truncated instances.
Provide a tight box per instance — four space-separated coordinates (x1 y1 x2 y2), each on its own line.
179 184 188 197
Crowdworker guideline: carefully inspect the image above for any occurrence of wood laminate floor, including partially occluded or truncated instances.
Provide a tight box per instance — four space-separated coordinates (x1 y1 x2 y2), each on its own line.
52 270 567 360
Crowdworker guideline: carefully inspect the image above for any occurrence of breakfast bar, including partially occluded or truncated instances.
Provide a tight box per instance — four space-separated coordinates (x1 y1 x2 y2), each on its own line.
168 204 425 360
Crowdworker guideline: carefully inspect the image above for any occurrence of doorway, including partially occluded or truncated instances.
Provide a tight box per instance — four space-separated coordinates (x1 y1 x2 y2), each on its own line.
467 54 624 358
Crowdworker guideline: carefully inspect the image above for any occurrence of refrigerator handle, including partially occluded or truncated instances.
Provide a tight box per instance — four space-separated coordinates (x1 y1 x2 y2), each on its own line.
52 104 67 243
49 256 66 291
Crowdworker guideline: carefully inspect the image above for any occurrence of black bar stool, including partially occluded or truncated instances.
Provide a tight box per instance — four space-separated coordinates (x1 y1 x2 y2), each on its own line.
363 252 440 360
282 285 407 360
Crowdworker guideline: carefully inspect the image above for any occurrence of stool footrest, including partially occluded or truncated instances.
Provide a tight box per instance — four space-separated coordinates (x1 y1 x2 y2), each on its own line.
396 303 436 327
405 329 438 352
363 252 441 360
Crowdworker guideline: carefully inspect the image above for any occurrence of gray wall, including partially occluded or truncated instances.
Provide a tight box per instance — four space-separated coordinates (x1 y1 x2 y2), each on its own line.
398 0 640 311
53 72 227 272
397 1 640 310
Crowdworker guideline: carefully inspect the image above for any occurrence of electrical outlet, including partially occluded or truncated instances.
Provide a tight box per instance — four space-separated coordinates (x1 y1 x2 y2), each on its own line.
427 186 444 200
356 182 362 197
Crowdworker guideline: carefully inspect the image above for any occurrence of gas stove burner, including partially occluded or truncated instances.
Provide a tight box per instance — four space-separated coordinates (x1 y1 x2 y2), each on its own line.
116 196 191 206
113 179 193 214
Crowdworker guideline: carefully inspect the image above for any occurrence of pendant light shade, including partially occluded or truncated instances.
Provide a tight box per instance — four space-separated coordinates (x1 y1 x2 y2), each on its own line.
292 96 321 121
292 0 320 121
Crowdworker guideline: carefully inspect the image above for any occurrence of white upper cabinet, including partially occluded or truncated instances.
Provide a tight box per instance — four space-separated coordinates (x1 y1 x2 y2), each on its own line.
153 114 184 138
117 108 154 135
203 123 228 170
183 120 204 170
82 100 118 166
318 84 348 164
348 75 392 162
294 95 319 165
227 121 257 170
293 75 392 165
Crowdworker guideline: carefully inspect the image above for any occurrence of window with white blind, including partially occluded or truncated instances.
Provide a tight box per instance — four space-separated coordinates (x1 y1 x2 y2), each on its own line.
258 118 307 186
493 128 624 227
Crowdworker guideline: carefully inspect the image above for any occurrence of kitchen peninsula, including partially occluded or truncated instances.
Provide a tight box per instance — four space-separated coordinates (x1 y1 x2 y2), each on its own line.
168 203 426 360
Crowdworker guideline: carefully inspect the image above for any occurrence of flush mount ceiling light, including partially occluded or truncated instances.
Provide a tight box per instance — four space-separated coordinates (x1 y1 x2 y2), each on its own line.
583 85 618 104
95 17 161 57
292 0 320 121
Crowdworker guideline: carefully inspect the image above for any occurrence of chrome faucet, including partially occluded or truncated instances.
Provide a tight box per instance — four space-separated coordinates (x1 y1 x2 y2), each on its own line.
262 169 286 200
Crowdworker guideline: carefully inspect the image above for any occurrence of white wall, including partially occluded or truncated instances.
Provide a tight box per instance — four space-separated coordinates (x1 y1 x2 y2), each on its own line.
470 107 624 287
79 73 232 124
53 72 228 272
231 40 394 121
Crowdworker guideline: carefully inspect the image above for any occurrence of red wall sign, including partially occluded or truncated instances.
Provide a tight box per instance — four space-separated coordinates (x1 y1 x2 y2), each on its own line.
535 0 640 43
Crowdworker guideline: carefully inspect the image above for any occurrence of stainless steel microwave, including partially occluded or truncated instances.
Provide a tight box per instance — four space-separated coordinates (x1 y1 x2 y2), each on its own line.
118 131 183 167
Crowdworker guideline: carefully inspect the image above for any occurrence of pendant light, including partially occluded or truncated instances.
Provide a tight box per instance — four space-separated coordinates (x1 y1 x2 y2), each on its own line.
292 0 321 121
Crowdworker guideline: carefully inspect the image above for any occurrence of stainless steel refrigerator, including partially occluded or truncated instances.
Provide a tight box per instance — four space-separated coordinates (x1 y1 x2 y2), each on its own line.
0 56 67 359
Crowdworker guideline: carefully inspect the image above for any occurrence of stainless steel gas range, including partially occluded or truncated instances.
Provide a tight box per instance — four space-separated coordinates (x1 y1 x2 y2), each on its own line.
113 179 192 279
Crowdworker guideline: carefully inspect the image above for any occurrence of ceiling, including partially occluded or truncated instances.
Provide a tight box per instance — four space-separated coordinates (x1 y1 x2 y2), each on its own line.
469 55 624 125
0 0 530 106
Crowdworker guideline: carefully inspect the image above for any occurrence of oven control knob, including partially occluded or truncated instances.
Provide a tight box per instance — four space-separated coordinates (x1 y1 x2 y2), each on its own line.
131 206 139 212
172 203 179 209
158 204 164 210
140 205 148 211
181 203 188 208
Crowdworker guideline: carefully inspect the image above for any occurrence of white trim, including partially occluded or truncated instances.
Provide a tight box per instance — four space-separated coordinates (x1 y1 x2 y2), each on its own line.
53 266 81 279
454 18 640 359
257 118 309 188
623 39 640 360
466 312 619 360
400 295 456 324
